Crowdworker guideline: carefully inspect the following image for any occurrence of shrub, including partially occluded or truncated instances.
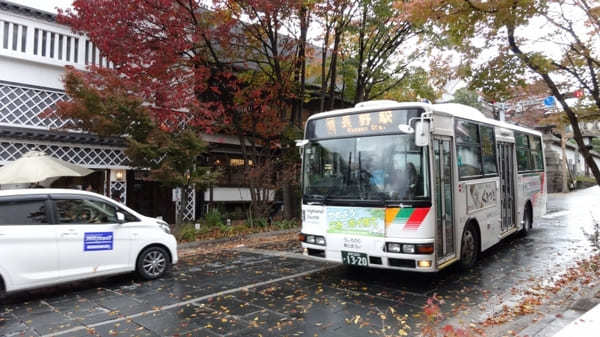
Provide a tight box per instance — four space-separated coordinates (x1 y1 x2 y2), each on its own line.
273 219 299 230
177 223 197 242
204 208 224 227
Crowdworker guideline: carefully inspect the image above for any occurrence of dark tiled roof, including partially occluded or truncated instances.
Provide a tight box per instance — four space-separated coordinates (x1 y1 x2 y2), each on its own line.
0 1 57 23
0 125 126 147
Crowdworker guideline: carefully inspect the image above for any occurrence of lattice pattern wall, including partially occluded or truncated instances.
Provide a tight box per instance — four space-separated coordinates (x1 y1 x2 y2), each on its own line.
176 188 196 221
0 140 128 168
0 83 69 129
110 181 127 204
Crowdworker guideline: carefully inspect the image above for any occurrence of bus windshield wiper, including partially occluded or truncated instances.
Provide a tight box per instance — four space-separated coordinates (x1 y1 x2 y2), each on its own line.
303 194 330 205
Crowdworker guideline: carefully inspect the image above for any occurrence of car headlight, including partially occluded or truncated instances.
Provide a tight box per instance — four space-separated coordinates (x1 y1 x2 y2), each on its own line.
158 221 171 234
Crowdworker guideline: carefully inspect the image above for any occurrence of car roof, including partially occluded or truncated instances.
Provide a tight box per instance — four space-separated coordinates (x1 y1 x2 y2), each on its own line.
0 188 102 198
0 188 146 218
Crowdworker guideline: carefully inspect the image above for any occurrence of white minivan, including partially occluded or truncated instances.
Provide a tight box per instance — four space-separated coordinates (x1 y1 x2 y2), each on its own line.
0 189 178 295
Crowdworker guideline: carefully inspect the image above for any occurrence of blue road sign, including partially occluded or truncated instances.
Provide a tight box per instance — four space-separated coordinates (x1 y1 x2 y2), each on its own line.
544 96 555 107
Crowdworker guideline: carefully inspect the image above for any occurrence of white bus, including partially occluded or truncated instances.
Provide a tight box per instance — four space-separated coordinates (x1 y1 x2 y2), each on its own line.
298 100 546 271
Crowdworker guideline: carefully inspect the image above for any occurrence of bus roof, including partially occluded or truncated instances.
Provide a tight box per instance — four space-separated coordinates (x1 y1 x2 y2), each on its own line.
306 100 542 136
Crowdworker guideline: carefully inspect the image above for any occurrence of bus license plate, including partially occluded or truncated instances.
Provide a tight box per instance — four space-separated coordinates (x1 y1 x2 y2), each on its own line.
342 251 368 266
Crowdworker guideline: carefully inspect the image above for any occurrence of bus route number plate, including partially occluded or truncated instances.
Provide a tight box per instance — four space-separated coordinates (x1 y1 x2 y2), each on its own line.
341 251 368 266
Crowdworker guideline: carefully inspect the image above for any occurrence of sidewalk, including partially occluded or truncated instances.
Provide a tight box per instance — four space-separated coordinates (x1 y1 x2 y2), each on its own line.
518 279 600 337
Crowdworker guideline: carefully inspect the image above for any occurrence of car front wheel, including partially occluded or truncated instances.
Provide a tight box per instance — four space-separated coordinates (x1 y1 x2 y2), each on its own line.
137 246 170 280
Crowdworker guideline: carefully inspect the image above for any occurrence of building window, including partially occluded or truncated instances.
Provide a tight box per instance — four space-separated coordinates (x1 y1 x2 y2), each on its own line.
85 40 89 65
33 28 39 54
21 25 27 52
58 34 63 59
74 38 79 63
66 36 71 61
50 32 55 58
11 23 18 50
41 30 47 56
2 22 8 49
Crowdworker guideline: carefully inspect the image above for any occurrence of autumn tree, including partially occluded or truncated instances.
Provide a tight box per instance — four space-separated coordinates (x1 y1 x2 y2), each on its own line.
402 0 600 186
349 0 421 103
55 69 220 225
215 0 312 218
313 0 359 111
58 0 307 220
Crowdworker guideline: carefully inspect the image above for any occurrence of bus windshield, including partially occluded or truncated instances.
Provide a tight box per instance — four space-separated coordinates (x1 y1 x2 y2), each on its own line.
303 134 430 204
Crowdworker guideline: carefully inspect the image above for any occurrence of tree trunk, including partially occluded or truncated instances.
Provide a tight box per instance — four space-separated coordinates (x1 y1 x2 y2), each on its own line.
506 25 600 187
328 26 342 110
354 3 368 104
320 26 330 112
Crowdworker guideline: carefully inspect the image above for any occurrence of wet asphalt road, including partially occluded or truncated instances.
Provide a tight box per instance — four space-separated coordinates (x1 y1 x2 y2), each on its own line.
1 187 599 337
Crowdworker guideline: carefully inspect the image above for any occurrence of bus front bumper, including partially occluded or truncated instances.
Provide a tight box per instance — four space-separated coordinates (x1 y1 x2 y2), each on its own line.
301 242 439 272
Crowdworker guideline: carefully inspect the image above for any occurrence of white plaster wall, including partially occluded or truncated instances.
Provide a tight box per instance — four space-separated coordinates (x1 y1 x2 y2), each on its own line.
205 187 275 202
0 55 65 89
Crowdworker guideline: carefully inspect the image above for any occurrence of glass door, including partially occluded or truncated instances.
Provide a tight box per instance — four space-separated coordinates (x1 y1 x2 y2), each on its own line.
433 137 455 262
497 142 516 232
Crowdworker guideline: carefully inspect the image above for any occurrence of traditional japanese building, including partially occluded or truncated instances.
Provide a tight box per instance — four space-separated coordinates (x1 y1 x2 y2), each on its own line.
0 1 191 222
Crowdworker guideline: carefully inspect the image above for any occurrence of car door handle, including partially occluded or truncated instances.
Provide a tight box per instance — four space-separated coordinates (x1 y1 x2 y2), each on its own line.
61 230 78 237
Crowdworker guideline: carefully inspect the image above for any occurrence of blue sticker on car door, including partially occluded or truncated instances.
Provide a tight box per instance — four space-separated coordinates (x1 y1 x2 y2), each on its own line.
84 232 113 251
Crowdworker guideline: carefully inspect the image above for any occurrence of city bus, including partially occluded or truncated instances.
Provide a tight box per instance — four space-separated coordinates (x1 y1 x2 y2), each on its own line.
298 100 546 271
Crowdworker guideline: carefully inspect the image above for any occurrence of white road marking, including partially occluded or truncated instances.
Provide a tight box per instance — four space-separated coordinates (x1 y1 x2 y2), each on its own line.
40 264 336 337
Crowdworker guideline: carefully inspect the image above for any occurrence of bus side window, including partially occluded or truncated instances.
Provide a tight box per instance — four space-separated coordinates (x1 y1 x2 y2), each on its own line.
529 135 544 170
515 132 531 171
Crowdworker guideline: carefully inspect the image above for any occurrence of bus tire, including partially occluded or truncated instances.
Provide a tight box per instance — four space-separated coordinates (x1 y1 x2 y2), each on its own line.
0 274 5 299
521 203 533 236
459 223 479 270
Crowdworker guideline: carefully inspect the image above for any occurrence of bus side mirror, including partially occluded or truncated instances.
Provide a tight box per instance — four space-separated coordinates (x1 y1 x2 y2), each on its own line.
415 121 429 146
295 139 308 156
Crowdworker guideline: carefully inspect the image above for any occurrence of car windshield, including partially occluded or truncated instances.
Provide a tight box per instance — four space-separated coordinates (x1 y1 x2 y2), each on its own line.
302 134 430 203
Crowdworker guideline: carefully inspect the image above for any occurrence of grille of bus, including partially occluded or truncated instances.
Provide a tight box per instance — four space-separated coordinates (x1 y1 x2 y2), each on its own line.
388 258 416 268
369 256 382 265
307 248 325 258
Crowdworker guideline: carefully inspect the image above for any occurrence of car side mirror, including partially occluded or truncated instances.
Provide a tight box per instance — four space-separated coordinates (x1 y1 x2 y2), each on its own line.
116 211 126 224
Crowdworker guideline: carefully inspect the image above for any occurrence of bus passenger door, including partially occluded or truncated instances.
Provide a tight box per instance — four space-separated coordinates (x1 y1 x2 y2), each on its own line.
497 142 516 232
433 137 455 262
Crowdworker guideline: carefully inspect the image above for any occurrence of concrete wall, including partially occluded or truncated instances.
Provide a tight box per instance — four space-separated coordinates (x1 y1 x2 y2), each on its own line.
544 135 600 192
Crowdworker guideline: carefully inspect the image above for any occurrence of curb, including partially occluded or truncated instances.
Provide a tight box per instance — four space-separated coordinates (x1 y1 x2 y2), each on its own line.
178 228 299 250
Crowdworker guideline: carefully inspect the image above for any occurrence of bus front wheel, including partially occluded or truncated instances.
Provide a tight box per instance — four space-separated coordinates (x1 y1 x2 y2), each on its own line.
459 224 479 270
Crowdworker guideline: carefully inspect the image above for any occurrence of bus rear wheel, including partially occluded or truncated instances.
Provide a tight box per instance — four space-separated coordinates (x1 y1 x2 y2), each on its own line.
459 224 479 270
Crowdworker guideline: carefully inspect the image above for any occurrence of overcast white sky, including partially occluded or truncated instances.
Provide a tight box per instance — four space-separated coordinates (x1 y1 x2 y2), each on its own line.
10 0 73 13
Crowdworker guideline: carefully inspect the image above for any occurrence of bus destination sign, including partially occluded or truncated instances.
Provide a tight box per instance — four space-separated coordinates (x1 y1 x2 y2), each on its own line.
306 108 422 139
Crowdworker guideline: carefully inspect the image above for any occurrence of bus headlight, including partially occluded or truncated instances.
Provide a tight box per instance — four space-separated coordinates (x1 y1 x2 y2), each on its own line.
302 234 326 246
386 242 434 254
386 243 402 253
402 244 415 254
